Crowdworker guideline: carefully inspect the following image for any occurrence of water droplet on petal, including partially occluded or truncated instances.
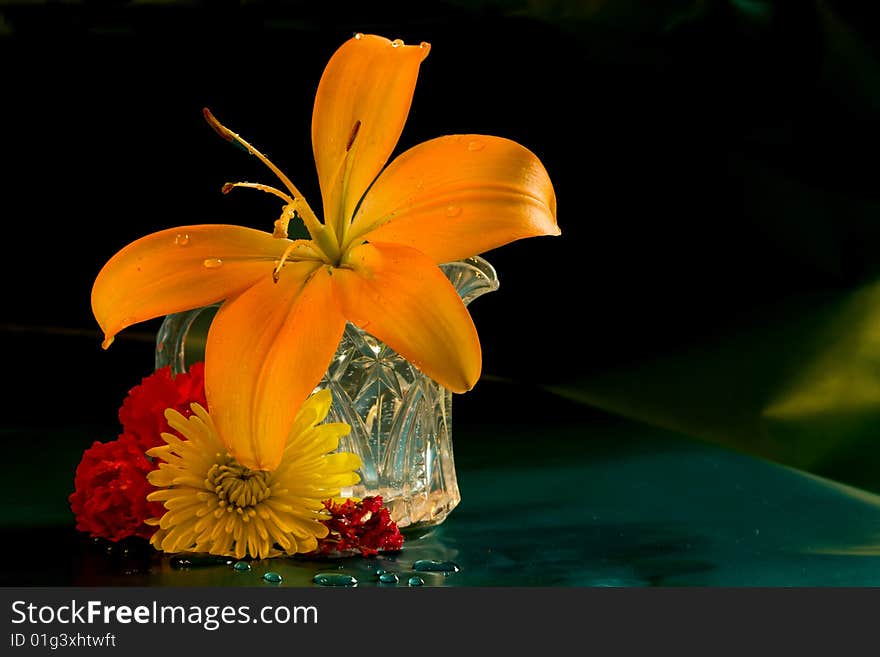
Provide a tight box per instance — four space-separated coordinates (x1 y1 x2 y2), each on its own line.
313 573 358 587
262 571 282 583
413 559 461 574
408 576 425 587
174 233 190 246
420 41 430 49
446 205 462 218
391 39 403 48
354 32 364 40
467 139 485 152
203 258 223 269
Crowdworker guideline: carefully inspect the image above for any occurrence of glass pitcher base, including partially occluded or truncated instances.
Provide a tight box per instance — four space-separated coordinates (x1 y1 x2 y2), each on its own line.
383 489 461 530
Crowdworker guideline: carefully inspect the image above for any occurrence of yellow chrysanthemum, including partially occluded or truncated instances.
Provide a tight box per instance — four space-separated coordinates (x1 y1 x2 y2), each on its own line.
145 389 361 559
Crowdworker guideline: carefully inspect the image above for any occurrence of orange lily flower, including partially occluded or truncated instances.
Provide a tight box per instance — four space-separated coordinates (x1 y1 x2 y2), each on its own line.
92 34 559 471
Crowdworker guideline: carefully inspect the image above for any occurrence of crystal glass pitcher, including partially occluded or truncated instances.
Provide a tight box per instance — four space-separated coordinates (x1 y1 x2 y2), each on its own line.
155 256 499 530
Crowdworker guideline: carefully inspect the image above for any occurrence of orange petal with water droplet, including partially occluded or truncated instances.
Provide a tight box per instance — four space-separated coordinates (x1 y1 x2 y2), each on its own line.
205 263 345 471
91 225 290 349
334 242 480 393
349 135 559 264
312 34 429 235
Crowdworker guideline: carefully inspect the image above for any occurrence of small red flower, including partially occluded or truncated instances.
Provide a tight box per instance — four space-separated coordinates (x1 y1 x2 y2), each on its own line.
118 362 207 452
69 434 165 542
316 496 404 557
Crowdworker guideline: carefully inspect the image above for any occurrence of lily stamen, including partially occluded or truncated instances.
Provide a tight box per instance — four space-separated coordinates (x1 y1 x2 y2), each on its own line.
273 240 324 282
222 182 299 238
345 120 361 152
273 206 297 239
333 121 363 248
222 181 295 205
203 107 337 256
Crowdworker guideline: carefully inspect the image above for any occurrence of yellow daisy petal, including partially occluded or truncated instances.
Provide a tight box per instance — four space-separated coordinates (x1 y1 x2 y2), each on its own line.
146 391 360 559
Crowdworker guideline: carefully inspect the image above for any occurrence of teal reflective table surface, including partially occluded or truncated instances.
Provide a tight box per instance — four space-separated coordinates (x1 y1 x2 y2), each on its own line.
4 383 880 587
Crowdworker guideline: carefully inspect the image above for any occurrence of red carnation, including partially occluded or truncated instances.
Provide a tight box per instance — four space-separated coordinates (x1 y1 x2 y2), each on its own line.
118 362 207 452
316 496 404 557
69 434 165 542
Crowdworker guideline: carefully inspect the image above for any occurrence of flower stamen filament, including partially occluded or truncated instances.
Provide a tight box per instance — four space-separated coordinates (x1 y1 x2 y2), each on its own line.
222 181 294 205
221 182 298 239
204 107 340 261
273 205 297 239
322 119 365 250
273 239 326 282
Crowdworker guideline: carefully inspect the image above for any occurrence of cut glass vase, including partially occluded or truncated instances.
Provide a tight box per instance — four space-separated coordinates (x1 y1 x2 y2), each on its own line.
155 256 499 530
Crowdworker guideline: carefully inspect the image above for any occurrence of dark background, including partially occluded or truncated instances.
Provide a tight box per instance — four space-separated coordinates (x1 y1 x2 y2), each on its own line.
3 0 880 467
5 0 880 590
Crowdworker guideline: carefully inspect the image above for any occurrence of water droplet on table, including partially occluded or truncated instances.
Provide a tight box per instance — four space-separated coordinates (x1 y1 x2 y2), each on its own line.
379 572 399 584
408 576 424 587
170 555 233 569
232 561 251 572
413 559 460 574
262 571 282 583
313 573 358 587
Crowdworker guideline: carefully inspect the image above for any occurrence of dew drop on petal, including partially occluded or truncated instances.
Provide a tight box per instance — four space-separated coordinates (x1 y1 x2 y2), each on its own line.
467 139 485 152
446 205 462 218
354 32 364 40
420 41 429 49
203 258 223 269
391 39 403 48
174 233 190 246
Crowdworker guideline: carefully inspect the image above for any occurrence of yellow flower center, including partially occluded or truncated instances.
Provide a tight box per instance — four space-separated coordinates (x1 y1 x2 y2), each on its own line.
207 457 271 510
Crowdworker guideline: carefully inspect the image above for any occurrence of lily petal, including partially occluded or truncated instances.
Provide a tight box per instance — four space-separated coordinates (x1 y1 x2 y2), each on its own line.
92 225 291 348
205 262 345 471
334 242 480 393
350 135 559 264
312 34 430 235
